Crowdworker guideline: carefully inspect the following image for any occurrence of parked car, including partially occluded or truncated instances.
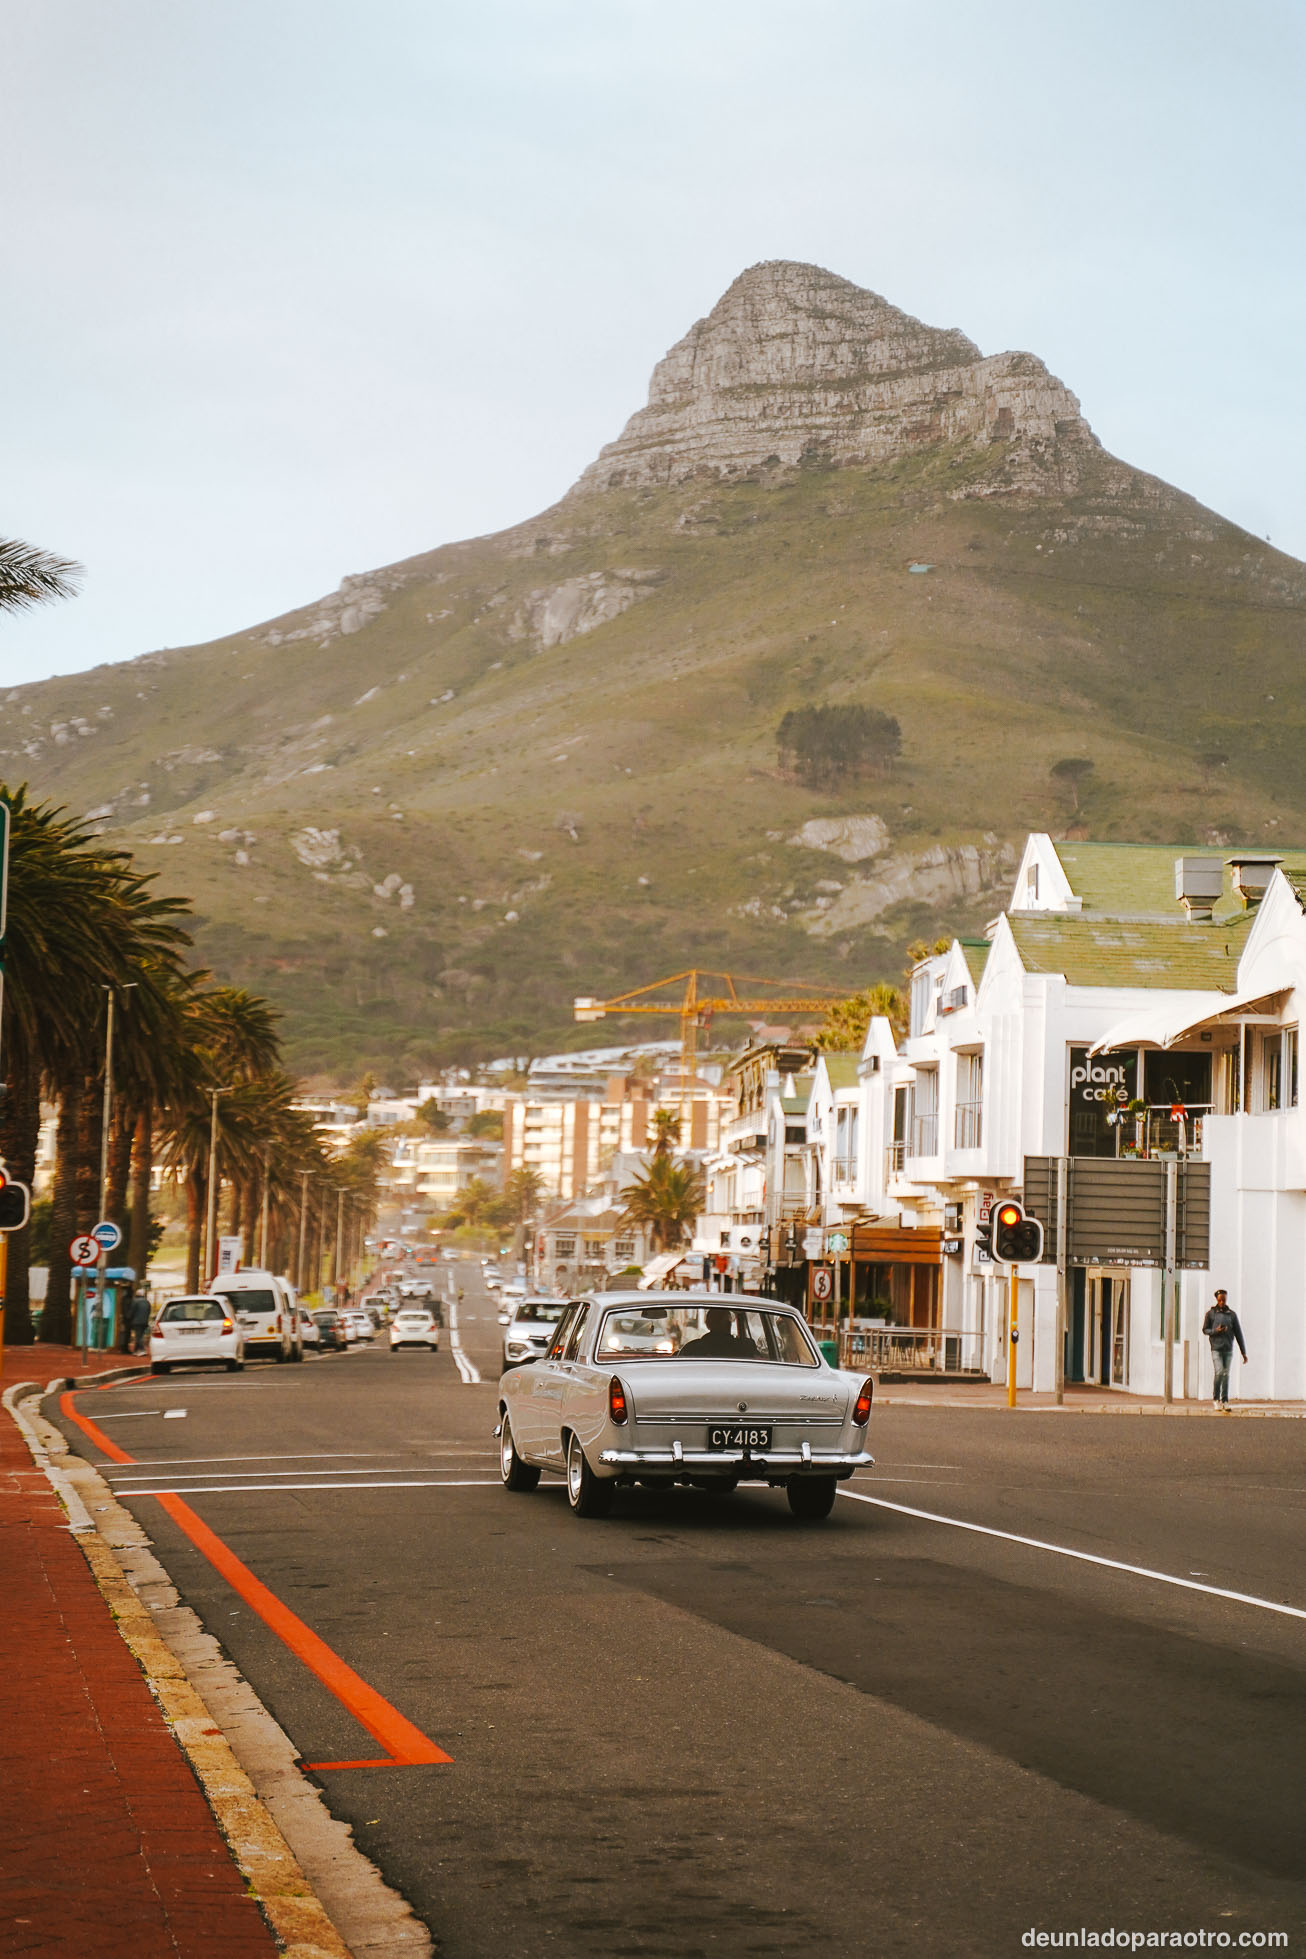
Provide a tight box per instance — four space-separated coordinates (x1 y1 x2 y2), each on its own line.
496 1293 874 1521
341 1308 373 1343
389 1307 441 1352
313 1308 348 1351
210 1269 302 1363
298 1305 322 1351
500 1295 569 1370
150 1295 245 1375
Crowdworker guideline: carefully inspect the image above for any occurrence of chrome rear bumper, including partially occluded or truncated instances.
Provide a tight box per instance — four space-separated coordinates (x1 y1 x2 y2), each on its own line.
597 1443 873 1475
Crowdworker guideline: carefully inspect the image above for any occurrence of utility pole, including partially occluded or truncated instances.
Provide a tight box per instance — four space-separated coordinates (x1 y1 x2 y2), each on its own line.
92 983 134 1357
1163 1158 1178 1404
1054 1155 1069 1406
334 1186 345 1299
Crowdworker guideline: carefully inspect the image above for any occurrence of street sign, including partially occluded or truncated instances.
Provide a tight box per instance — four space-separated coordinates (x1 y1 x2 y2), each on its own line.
70 1233 99 1266
802 1229 824 1259
827 1230 849 1253
811 1267 833 1302
92 1220 122 1252
1023 1156 1211 1269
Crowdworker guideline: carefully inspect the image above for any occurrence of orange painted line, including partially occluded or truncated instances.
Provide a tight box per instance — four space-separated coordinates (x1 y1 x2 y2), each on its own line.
60 1389 451 1768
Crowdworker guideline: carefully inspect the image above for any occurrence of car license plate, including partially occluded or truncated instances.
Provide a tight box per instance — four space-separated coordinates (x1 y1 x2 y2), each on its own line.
707 1424 772 1450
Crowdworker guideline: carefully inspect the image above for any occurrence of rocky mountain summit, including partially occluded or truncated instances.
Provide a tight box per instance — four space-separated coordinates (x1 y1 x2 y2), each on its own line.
6 260 1305 1074
576 260 1101 499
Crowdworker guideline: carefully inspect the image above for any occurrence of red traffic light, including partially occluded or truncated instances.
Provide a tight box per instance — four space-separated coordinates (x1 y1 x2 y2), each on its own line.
994 1202 1022 1229
992 1199 1044 1264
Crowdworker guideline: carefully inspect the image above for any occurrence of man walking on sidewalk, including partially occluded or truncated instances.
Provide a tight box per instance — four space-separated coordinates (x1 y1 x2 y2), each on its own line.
1202 1288 1247 1408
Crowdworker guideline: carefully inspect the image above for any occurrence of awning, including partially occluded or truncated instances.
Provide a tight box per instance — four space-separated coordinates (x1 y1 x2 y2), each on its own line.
1090 985 1290 1056
637 1251 690 1290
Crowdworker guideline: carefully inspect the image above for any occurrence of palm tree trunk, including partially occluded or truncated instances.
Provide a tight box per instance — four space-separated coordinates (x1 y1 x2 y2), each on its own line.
128 1102 153 1284
0 1054 40 1343
106 1103 132 1226
185 1167 205 1293
75 1075 101 1247
43 1085 82 1343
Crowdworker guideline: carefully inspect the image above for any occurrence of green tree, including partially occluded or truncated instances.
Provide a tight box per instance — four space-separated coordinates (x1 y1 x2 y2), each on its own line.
777 703 902 786
1049 756 1094 813
465 1108 504 1139
0 538 82 615
650 1108 681 1156
620 1155 704 1253
502 1166 544 1224
815 983 907 1049
415 1097 452 1133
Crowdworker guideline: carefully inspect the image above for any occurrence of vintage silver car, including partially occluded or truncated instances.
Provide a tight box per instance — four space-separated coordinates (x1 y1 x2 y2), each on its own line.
495 1292 874 1521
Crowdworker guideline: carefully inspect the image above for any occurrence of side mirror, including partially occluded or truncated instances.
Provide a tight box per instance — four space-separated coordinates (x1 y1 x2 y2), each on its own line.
498 1311 511 1326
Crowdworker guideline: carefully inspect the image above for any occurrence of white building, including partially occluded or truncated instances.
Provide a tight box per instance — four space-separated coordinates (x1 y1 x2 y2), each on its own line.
794 836 1306 1401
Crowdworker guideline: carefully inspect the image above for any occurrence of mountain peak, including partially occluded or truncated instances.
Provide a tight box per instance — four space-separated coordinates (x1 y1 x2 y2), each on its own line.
574 259 1097 497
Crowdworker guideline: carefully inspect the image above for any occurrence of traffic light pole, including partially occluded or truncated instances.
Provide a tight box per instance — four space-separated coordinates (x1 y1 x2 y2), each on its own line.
1007 1264 1019 1408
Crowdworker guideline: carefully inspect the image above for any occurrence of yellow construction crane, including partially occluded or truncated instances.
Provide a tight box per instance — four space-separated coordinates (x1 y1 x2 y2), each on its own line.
575 969 847 1126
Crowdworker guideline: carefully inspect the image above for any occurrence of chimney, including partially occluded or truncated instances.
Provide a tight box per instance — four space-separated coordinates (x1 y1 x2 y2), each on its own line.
1173 856 1223 923
1227 854 1282 910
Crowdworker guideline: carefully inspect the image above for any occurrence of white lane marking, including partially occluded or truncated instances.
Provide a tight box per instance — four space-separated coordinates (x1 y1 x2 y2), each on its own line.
95 1409 187 1421
838 1490 1306 1621
448 1300 481 1385
101 1450 414 1468
115 1478 503 1495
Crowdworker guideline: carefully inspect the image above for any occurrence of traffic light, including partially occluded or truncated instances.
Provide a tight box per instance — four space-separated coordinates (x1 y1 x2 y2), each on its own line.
991 1198 1043 1264
974 1207 993 1261
0 1173 31 1232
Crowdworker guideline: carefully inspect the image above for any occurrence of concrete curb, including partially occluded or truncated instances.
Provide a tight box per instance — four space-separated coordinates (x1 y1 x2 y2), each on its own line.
9 1383 433 1959
873 1392 1306 1416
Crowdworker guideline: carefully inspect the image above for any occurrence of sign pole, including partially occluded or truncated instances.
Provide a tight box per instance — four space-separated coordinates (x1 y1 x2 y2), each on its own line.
1007 1263 1019 1408
1163 1158 1177 1405
1054 1155 1069 1406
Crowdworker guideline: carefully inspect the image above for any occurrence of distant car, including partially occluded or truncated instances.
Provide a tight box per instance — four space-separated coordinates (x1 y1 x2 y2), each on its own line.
298 1305 322 1351
483 1269 504 1291
210 1270 302 1363
501 1296 569 1370
496 1292 874 1521
150 1296 245 1375
341 1309 373 1343
390 1308 441 1352
313 1308 348 1351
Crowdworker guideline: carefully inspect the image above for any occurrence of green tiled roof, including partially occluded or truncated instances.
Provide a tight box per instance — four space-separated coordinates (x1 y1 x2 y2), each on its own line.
780 1071 814 1113
1049 841 1306 922
959 938 991 985
1009 914 1250 991
819 1053 861 1090
1282 871 1306 912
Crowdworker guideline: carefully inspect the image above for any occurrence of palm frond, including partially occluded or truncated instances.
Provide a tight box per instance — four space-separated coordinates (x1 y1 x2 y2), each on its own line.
0 538 84 614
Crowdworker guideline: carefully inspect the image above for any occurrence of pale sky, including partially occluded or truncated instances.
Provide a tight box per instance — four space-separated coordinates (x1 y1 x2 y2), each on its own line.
4 0 1303 688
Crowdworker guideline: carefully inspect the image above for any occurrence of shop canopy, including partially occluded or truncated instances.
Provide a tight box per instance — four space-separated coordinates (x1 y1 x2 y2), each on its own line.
636 1251 691 1289
1089 985 1290 1056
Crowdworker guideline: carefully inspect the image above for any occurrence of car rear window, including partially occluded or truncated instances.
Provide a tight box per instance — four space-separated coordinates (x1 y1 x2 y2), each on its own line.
514 1302 565 1324
221 1289 277 1313
160 1300 225 1323
594 1305 818 1365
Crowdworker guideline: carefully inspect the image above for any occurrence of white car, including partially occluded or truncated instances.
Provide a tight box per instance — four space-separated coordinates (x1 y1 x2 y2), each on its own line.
497 1293 874 1521
501 1295 569 1369
210 1270 302 1362
298 1305 321 1351
150 1296 245 1375
389 1308 441 1352
341 1309 373 1342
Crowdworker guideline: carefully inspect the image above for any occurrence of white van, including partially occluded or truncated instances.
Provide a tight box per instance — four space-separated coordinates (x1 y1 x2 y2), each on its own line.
210 1270 302 1362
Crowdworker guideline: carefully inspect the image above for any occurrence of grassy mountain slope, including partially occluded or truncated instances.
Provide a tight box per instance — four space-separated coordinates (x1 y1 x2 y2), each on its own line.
6 361 1305 1079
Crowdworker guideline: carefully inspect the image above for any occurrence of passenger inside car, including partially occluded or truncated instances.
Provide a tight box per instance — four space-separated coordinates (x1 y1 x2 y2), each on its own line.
676 1306 760 1360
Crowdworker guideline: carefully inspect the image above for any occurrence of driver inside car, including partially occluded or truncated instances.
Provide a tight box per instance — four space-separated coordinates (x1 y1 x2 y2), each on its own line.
676 1306 759 1360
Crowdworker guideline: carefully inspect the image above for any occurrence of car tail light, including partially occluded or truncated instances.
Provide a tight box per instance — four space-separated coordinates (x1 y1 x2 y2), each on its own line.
608 1376 629 1425
852 1377 874 1426
221 1317 234 1334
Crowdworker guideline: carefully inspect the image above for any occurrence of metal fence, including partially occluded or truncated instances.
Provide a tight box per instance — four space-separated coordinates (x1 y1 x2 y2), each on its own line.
837 1322 983 1374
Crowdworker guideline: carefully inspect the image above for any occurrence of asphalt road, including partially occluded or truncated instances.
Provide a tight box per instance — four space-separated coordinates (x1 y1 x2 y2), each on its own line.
51 1261 1306 1957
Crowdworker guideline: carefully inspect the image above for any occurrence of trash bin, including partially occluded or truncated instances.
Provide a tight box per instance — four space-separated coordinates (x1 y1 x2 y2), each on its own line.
819 1338 839 1366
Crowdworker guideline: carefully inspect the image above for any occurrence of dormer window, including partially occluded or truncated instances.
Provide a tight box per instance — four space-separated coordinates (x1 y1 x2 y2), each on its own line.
1026 864 1040 901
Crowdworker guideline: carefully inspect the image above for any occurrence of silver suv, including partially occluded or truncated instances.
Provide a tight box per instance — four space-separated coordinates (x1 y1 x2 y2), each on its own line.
500 1295 569 1370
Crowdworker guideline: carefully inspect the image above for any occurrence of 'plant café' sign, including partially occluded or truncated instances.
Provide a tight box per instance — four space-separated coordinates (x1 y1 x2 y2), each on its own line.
1069 1047 1136 1157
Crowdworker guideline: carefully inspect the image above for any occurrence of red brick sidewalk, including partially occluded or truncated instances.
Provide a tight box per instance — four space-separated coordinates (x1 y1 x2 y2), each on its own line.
0 1394 280 1957
0 1339 145 1391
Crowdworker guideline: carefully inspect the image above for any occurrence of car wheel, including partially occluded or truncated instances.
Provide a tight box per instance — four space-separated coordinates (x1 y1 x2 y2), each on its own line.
150 1362 170 1375
292 1344 304 1363
275 1344 288 1363
499 1413 540 1493
787 1475 838 1522
565 1432 613 1518
225 1358 240 1372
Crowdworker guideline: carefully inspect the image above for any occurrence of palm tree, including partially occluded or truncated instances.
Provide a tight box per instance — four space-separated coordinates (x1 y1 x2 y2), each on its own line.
502 1166 544 1224
0 538 82 614
650 1108 681 1157
620 1155 704 1254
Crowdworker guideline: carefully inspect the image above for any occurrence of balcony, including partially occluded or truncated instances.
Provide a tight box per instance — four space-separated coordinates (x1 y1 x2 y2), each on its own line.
832 1156 858 1184
886 1140 907 1180
953 1101 983 1151
910 1113 938 1158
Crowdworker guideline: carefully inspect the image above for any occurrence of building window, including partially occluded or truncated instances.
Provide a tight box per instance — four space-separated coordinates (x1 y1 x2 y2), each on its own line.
554 1236 575 1257
1026 863 1039 902
889 1084 912 1175
1257 1028 1297 1112
613 1239 635 1259
1288 1029 1299 1108
954 1051 983 1150
911 1068 938 1157
910 969 933 1040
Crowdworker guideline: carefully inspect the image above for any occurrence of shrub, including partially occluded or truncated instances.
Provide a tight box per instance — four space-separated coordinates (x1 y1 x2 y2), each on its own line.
777 703 902 786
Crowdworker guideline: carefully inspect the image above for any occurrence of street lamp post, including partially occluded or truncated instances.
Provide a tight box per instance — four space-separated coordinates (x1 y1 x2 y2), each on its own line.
296 1171 310 1293
258 1146 271 1268
334 1187 346 1299
203 1086 233 1287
